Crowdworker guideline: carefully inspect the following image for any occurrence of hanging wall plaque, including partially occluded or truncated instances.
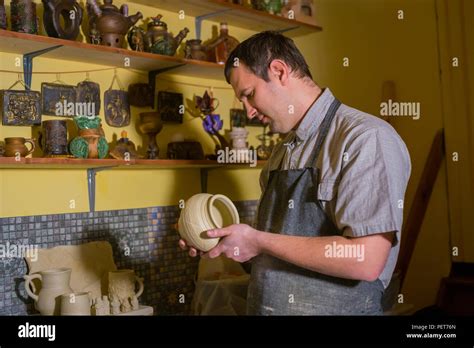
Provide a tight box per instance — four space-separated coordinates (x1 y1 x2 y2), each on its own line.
41 83 77 117
1 90 41 126
76 80 101 116
128 83 153 108
104 71 130 127
104 90 130 127
157 91 183 124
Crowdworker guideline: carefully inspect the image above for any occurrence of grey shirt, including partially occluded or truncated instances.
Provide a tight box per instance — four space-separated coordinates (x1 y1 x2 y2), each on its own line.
259 88 411 288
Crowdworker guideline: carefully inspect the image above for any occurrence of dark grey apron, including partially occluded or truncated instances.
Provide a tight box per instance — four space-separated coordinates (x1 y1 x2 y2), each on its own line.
247 99 384 315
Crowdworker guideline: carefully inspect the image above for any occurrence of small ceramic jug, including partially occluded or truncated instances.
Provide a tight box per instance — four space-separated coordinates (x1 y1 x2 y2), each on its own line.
4 137 35 157
178 193 240 251
24 268 73 315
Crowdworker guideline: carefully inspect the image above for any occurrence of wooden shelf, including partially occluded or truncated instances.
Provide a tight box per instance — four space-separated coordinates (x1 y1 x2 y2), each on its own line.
0 30 224 79
0 157 266 169
129 0 322 37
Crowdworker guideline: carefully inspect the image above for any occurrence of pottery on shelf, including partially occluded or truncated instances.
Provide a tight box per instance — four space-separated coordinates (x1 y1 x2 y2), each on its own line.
42 0 83 40
69 116 109 159
109 130 138 160
4 137 35 157
138 112 163 159
178 193 240 252
0 0 7 29
86 0 143 48
144 14 189 56
24 267 74 315
10 0 39 34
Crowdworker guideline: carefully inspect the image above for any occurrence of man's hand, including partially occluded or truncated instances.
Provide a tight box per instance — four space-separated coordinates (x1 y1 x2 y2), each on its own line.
178 239 204 257
203 224 261 262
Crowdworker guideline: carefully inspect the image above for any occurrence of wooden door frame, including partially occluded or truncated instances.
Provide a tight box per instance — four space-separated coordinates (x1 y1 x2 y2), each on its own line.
436 0 474 262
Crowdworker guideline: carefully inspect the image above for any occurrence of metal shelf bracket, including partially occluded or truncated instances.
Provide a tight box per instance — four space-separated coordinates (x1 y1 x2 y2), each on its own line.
148 64 186 108
195 9 233 40
23 45 63 89
87 166 117 212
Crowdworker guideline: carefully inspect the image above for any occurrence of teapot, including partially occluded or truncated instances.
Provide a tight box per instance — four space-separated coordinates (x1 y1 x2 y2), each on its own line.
145 14 189 56
87 0 143 48
184 39 211 61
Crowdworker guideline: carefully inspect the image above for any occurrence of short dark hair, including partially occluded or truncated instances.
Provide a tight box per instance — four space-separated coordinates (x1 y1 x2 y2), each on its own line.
224 31 313 84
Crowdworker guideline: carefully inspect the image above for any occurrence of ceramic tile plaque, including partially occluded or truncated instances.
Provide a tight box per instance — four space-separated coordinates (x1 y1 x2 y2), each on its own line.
76 81 101 116
158 91 183 124
104 89 131 127
41 83 77 116
0 90 42 126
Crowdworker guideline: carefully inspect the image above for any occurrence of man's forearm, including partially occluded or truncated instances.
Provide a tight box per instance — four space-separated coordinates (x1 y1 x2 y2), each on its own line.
255 231 392 282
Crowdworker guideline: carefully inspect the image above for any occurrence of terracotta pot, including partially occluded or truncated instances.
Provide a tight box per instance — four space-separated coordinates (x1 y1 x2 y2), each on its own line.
4 137 35 157
178 194 240 251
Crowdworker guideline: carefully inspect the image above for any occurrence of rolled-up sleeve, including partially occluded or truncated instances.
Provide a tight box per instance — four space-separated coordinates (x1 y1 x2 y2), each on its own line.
334 126 411 243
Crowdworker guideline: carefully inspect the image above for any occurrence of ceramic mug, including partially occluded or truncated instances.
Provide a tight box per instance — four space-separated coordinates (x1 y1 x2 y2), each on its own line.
60 291 92 316
178 193 240 251
108 269 144 305
38 119 69 157
4 137 35 157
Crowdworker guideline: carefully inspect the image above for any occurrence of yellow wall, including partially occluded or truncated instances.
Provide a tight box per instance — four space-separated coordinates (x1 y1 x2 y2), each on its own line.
309 0 451 311
0 1 265 217
0 0 458 311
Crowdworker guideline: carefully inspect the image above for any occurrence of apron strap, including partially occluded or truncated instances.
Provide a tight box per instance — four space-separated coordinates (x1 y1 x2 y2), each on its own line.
306 98 341 167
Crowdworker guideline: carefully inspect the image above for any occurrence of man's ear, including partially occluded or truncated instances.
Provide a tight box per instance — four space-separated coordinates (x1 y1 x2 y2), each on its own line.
268 60 290 86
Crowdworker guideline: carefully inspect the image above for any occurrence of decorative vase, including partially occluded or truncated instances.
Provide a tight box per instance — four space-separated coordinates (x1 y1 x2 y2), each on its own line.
229 127 249 150
138 112 163 159
178 193 240 252
10 0 39 34
69 116 109 159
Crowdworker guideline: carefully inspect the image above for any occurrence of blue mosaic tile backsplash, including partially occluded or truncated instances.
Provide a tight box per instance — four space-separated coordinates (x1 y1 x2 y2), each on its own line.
0 200 258 315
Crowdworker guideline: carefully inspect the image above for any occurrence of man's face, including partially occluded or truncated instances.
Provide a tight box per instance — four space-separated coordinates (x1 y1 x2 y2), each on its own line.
229 63 288 133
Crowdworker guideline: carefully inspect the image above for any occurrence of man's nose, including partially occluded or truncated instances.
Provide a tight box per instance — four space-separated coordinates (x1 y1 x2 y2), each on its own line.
243 101 257 119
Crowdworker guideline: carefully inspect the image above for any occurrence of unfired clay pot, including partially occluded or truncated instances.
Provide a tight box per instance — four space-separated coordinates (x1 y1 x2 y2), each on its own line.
24 267 73 315
60 291 92 315
178 193 240 252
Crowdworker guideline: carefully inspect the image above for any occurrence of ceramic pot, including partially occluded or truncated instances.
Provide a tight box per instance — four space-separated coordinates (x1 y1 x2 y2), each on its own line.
10 0 38 34
60 291 92 315
178 193 240 252
184 39 208 61
38 119 69 157
108 269 144 312
24 267 73 315
69 116 109 159
230 127 249 150
4 137 35 157
0 0 7 29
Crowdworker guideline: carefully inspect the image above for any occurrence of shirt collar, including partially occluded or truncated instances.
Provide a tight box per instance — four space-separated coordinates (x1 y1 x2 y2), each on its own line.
293 88 336 142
